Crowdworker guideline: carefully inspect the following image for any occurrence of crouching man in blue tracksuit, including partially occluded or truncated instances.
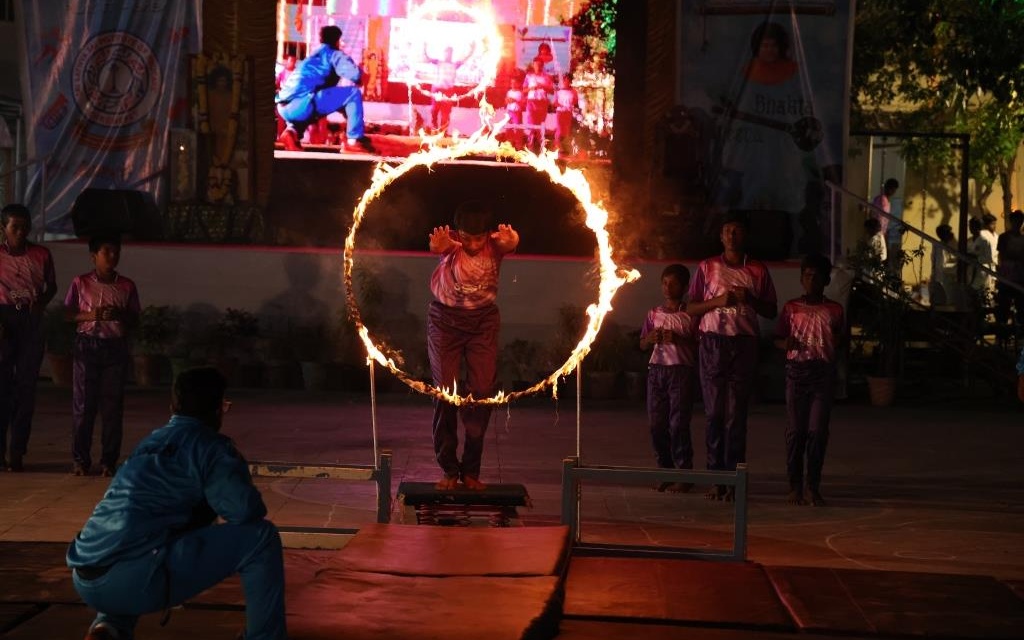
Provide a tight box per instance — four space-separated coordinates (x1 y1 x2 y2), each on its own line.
67 367 286 640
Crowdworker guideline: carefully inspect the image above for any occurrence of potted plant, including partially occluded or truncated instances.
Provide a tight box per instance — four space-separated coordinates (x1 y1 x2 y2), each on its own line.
133 305 181 387
209 308 261 386
292 321 329 390
584 320 629 400
623 328 648 402
845 241 923 406
500 338 542 391
544 304 587 397
44 304 76 387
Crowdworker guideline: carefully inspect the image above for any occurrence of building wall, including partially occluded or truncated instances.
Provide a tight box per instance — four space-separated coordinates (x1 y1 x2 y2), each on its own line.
45 240 809 350
0 19 18 98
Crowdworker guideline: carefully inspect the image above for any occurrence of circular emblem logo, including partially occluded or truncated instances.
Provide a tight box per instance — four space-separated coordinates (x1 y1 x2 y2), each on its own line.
72 32 162 128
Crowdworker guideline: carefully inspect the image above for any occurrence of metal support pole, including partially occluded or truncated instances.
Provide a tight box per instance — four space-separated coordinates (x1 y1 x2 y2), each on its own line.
732 463 748 561
956 135 970 284
376 450 392 523
39 161 46 240
369 359 379 468
575 365 582 462
560 456 580 543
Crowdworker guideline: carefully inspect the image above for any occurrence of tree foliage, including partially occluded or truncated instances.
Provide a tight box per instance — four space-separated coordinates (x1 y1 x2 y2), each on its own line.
563 0 617 72
852 0 1024 214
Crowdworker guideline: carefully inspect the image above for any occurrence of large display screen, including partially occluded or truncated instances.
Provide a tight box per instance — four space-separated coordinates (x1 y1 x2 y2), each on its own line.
272 0 616 162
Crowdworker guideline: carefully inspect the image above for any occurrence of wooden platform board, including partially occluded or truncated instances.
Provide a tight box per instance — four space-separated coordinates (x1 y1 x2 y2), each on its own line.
1 604 244 640
766 566 1024 639
557 619 878 640
0 542 80 604
563 557 794 630
326 523 568 576
0 604 43 634
289 570 561 640
288 524 568 640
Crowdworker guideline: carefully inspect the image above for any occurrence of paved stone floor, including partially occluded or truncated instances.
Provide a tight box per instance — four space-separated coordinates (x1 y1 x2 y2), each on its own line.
1 382 1023 638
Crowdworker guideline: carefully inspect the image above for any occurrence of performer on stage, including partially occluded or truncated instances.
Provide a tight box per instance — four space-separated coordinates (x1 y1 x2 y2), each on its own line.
276 25 373 154
426 201 519 491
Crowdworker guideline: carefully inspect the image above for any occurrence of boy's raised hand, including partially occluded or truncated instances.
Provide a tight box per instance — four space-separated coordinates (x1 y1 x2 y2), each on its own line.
491 223 520 251
429 225 458 253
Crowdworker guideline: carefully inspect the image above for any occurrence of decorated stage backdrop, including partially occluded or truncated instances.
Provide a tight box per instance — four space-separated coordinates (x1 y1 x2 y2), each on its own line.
18 0 201 234
678 0 853 256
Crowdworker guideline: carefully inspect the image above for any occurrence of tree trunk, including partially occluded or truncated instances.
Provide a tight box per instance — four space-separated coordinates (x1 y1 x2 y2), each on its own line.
999 156 1016 217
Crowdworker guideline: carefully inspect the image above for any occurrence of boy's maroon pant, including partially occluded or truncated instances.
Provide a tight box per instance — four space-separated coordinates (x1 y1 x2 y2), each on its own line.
698 333 759 471
72 335 130 470
784 360 834 492
427 301 499 480
0 307 45 464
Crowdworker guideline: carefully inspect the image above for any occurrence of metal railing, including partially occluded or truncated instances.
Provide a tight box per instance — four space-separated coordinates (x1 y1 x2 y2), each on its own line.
825 180 1024 297
248 451 392 549
561 456 749 561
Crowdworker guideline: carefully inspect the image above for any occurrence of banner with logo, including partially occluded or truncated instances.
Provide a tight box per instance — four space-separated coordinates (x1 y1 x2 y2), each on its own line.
18 0 201 234
678 0 852 256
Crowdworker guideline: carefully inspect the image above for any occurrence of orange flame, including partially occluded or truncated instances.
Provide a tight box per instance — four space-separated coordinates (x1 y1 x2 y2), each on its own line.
407 0 504 106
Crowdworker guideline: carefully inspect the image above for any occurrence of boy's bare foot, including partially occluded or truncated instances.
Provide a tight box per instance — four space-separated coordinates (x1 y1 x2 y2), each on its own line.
786 489 806 505
705 485 724 500
808 489 827 507
667 482 693 493
435 476 458 491
462 476 487 491
653 481 673 492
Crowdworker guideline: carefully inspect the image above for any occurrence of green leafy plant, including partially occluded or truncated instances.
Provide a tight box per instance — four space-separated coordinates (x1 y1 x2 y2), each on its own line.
846 241 924 377
291 322 329 363
211 308 260 359
586 320 629 373
501 338 542 381
134 305 181 356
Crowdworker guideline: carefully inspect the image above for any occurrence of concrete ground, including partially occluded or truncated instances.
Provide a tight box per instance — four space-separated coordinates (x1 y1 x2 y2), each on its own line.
1 381 1023 638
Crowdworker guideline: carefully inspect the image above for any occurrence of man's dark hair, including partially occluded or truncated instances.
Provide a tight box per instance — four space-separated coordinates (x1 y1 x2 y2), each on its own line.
969 217 982 233
1 203 31 227
982 213 998 226
1009 209 1024 226
750 22 790 58
800 253 832 277
320 26 342 47
88 232 122 253
453 200 493 235
721 210 749 228
173 367 227 420
661 263 690 287
864 217 881 234
883 178 900 191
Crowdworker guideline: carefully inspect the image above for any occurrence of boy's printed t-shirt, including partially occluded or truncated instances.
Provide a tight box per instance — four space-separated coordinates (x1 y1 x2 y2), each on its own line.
0 243 55 307
688 256 777 336
641 306 696 367
430 238 505 309
65 272 141 339
775 297 845 363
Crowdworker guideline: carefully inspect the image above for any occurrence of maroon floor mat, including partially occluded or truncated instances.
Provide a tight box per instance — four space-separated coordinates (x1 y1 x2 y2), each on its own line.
326 523 569 576
766 565 1024 639
563 556 793 630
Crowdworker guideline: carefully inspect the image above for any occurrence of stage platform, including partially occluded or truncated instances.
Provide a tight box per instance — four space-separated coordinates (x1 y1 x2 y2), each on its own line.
3 528 1023 639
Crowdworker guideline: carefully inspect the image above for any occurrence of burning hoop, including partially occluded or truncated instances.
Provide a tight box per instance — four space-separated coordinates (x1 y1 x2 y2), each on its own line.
344 114 639 406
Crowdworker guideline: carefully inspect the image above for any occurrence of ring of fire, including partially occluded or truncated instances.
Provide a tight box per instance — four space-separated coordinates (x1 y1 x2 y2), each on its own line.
343 132 640 406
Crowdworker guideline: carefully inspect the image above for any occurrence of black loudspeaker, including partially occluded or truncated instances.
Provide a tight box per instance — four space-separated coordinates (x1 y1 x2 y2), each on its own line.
70 189 163 240
732 209 793 261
